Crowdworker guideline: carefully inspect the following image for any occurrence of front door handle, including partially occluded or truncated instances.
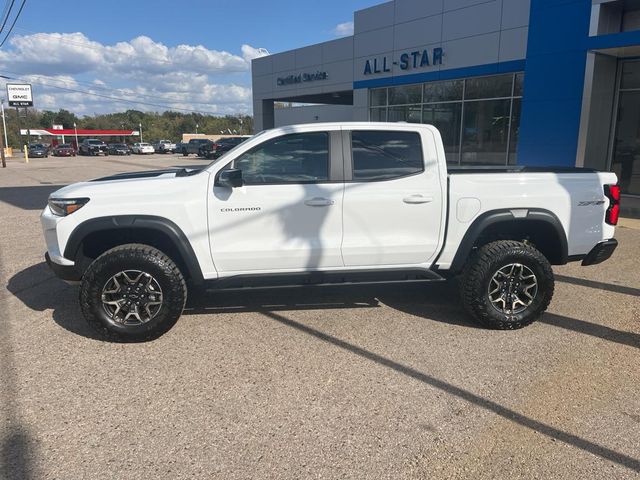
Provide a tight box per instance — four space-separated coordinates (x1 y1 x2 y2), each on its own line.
305 197 335 207
403 194 433 204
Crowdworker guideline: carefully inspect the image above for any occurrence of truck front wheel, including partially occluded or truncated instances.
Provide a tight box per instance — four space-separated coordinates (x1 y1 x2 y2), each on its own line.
460 240 554 329
80 244 187 341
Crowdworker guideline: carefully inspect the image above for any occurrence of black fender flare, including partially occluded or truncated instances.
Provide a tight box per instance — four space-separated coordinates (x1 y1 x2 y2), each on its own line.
64 215 204 283
448 208 568 273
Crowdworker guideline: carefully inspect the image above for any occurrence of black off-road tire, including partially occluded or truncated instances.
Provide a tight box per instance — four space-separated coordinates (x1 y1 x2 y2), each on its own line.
80 244 187 341
460 240 554 329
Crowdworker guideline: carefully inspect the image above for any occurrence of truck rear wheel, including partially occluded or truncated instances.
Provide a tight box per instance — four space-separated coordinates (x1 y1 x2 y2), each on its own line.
460 240 554 329
80 244 187 341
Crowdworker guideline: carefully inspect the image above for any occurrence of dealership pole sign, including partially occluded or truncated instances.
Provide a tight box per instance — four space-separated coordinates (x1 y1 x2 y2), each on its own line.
6 83 34 107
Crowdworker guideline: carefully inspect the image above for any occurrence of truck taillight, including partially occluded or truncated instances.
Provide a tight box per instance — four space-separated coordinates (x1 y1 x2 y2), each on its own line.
604 184 621 226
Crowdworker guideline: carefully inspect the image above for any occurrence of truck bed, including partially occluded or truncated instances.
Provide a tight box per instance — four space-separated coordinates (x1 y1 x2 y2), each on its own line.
447 165 597 174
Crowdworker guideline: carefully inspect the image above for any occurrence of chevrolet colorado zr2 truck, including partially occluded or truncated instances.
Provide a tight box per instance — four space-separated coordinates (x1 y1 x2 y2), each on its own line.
41 123 620 341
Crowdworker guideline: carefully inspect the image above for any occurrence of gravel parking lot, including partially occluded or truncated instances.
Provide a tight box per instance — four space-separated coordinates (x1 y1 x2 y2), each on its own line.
1 154 639 479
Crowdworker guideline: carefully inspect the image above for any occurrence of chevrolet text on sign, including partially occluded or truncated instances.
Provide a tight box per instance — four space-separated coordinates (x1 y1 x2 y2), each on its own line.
7 83 33 107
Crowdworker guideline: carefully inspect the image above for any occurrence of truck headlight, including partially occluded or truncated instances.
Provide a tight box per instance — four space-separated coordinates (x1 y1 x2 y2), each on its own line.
48 198 90 216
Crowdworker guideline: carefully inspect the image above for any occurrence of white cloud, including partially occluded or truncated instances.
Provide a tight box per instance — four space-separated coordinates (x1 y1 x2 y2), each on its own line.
241 44 270 64
0 32 267 115
332 21 354 37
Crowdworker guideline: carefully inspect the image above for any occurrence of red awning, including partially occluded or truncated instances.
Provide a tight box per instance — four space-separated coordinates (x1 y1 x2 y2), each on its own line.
20 128 140 136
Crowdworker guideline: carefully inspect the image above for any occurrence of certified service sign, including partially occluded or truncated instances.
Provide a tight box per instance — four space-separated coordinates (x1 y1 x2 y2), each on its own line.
7 83 33 107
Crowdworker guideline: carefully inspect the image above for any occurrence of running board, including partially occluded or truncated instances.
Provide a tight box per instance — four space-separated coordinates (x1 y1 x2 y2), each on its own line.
204 268 445 291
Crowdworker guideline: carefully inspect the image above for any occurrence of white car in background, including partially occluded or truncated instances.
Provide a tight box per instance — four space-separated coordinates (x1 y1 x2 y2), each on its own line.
132 142 155 154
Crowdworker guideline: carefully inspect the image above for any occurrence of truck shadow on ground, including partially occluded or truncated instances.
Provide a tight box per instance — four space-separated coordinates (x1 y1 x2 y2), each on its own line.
6 263 478 340
6 263 640 351
0 185 65 211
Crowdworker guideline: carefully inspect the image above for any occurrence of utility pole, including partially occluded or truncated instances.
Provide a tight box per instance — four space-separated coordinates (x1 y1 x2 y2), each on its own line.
1 99 7 152
0 112 5 168
139 122 143 143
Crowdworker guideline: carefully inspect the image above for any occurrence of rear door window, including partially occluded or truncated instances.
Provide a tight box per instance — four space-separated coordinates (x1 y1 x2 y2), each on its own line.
351 131 424 181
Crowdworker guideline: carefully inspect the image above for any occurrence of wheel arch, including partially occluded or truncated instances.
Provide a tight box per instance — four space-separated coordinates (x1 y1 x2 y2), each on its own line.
64 215 204 284
449 208 568 273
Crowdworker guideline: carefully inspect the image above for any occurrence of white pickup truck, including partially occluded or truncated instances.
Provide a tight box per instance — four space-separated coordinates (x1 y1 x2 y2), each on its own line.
41 123 620 340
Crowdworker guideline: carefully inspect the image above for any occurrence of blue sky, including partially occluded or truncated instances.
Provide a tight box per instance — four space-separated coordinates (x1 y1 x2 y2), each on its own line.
0 0 379 116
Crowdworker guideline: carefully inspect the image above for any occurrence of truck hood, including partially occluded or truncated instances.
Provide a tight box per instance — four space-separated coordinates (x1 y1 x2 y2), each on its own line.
49 168 204 199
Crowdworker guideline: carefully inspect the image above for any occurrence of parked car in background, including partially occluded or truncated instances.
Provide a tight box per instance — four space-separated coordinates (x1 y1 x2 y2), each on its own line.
79 139 109 156
132 142 155 154
201 136 250 159
27 143 49 158
152 139 176 153
52 144 76 157
108 143 130 155
182 138 212 156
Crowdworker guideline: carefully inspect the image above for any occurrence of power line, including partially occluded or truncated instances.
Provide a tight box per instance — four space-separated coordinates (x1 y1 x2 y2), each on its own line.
0 72 231 115
0 0 15 36
0 69 248 107
0 0 26 48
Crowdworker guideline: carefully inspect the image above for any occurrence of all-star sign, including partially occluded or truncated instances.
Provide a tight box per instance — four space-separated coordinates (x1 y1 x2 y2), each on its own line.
7 83 33 107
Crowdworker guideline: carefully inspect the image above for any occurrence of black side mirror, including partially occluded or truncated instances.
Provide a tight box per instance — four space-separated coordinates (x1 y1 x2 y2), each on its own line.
216 168 243 188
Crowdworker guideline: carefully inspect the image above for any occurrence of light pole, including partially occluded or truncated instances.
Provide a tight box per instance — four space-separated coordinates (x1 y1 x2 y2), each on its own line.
139 122 143 143
73 122 78 151
195 123 199 135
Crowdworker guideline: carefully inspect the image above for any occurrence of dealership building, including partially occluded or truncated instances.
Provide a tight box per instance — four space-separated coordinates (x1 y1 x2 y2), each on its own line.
252 0 640 207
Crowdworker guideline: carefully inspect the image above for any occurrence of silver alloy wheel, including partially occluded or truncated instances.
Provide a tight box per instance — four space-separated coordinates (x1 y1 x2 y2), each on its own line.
101 270 163 325
488 263 538 315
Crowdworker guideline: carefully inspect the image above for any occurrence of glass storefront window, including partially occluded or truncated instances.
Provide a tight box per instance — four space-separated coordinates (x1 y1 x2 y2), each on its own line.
370 107 387 122
369 73 524 166
509 99 521 165
423 103 462 164
388 85 422 105
423 80 463 103
465 74 513 100
620 61 640 90
514 73 524 97
461 99 511 165
370 88 387 106
612 90 640 195
388 105 421 123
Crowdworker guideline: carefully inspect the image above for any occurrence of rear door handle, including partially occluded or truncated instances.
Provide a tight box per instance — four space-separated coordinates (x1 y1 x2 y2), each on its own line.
403 194 433 204
305 197 335 207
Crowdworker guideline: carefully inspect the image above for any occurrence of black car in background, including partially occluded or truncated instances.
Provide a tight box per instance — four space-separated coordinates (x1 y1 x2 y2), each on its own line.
182 138 212 156
201 136 249 159
79 139 109 156
27 143 49 158
108 143 130 155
